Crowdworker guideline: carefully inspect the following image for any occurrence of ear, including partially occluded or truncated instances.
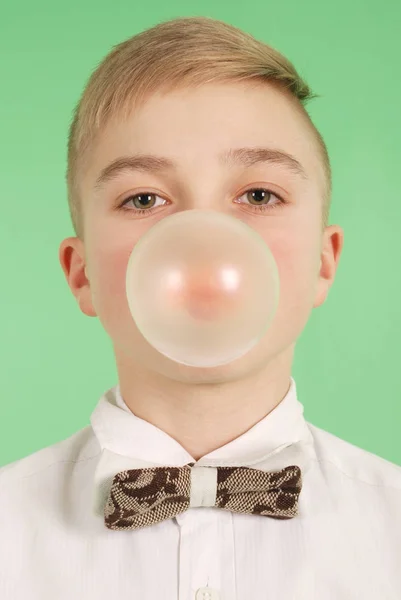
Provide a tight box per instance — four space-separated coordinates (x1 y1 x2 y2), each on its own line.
58 237 97 317
313 225 344 308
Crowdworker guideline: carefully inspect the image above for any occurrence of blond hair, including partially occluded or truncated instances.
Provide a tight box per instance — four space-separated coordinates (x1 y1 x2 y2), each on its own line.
66 16 331 241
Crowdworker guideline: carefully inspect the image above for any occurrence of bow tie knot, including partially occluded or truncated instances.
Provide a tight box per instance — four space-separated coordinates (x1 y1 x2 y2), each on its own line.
104 463 302 531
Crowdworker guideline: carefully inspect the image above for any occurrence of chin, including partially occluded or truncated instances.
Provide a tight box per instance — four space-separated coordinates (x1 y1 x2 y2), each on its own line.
151 333 289 385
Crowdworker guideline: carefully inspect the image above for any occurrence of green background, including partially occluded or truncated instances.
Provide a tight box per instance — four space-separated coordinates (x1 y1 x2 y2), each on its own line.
1 0 400 467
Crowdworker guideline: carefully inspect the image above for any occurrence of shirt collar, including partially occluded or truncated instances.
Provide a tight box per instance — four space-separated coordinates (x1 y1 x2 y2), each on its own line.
90 376 315 517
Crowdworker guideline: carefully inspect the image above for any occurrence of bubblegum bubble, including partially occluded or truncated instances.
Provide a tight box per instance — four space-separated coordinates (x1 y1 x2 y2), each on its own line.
126 209 280 367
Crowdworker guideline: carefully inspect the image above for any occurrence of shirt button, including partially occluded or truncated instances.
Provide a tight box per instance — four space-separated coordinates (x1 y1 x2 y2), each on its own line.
195 587 220 600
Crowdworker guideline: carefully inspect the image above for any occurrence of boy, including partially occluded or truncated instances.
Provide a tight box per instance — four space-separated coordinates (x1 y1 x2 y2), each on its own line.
1 15 400 600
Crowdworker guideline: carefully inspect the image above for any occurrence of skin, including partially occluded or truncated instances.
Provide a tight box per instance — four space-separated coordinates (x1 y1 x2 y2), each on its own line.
59 81 344 461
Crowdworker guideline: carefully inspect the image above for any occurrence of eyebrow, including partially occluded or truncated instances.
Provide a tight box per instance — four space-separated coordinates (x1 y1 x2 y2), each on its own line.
93 146 308 191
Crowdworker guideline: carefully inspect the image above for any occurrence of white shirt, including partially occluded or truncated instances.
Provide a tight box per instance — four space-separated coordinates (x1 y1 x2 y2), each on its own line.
1 376 400 600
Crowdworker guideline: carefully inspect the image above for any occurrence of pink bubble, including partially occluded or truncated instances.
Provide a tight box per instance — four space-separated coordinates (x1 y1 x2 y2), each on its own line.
126 209 279 367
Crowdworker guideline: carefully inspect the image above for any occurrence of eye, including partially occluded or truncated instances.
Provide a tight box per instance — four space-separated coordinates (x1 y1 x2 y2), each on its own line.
117 187 287 216
234 188 285 212
118 192 166 213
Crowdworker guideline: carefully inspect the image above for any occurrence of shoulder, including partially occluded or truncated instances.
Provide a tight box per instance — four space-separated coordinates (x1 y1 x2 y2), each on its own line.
0 425 100 487
307 420 401 489
0 426 101 547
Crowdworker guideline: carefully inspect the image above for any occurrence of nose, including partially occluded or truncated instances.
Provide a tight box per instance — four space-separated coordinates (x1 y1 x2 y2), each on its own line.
182 267 240 320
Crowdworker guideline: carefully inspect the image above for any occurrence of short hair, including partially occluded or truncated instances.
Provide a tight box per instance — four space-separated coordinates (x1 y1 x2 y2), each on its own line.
66 16 331 241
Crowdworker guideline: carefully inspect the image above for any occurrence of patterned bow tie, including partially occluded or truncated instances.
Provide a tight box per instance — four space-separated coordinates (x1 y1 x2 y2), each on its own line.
104 462 302 531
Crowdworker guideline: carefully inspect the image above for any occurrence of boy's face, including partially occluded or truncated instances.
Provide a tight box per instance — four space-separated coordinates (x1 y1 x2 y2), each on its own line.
60 81 343 382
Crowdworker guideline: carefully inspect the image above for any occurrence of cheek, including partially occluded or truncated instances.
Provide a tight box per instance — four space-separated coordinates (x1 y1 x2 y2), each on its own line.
88 240 136 328
269 232 320 312
246 233 321 355
88 221 320 363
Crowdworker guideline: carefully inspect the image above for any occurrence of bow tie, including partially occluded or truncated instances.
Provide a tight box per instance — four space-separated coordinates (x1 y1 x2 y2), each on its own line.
104 462 302 531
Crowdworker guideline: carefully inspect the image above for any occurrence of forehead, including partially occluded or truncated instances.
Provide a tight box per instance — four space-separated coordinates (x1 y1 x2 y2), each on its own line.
84 81 323 192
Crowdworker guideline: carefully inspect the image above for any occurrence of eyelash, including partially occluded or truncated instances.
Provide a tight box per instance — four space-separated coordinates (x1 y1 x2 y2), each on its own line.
116 187 287 216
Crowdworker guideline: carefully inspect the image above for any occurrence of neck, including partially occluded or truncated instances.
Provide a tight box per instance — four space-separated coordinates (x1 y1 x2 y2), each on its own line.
115 344 294 461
